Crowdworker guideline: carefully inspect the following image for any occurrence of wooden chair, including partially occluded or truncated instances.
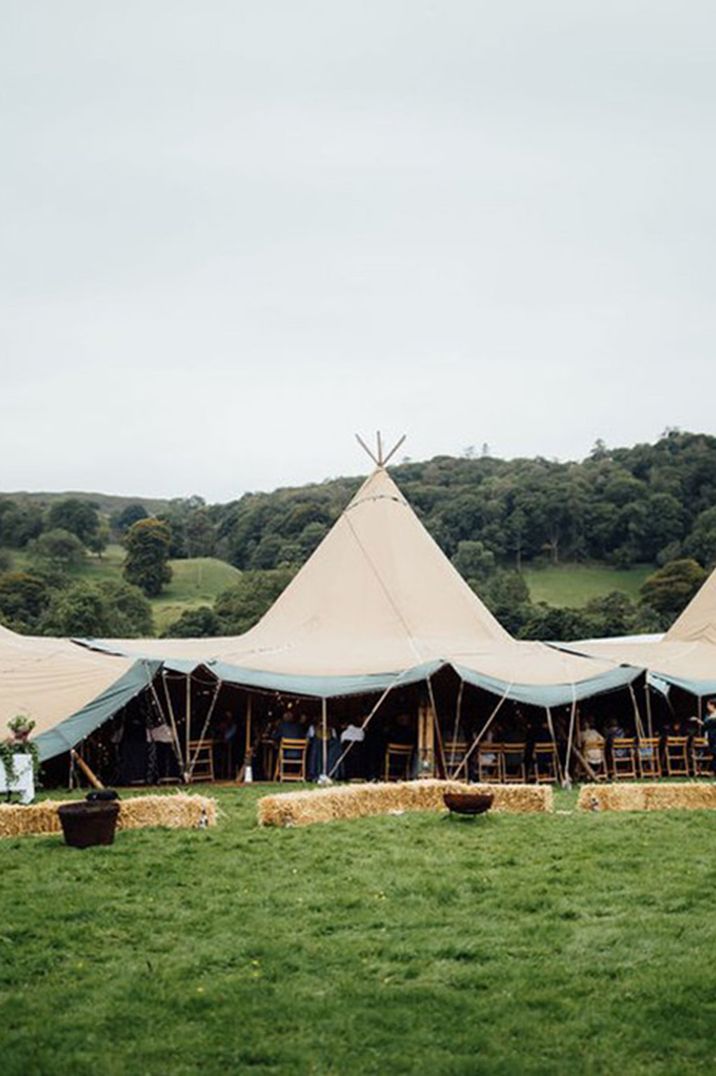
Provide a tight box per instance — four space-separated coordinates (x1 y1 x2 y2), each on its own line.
637 738 661 779
664 736 690 777
502 743 527 783
443 739 468 779
188 739 215 782
610 738 637 780
581 746 607 782
477 743 502 782
691 736 713 777
384 743 414 781
532 742 558 784
275 737 308 782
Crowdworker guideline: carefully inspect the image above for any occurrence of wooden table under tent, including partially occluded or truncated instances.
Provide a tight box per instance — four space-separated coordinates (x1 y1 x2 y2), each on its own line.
49 443 655 790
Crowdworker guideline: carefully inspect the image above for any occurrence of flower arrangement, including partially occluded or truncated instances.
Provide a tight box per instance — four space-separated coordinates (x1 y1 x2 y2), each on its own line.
1 716 40 781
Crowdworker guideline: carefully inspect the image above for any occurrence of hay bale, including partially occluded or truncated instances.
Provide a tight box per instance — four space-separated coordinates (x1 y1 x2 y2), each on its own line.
117 794 217 831
257 779 553 827
0 792 217 839
577 783 716 813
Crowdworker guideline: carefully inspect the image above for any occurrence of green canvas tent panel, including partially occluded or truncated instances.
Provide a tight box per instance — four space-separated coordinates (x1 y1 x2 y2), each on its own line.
34 660 161 762
452 662 641 708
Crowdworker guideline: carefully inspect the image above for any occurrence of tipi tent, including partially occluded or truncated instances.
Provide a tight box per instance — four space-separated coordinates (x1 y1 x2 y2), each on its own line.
78 467 637 707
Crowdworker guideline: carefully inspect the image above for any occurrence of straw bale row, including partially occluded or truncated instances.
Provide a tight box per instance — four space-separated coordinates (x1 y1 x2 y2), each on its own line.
257 779 553 827
0 793 217 839
577 782 716 813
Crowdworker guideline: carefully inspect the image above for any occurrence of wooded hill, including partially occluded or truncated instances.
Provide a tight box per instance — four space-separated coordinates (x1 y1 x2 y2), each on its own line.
1 431 715 641
210 430 716 573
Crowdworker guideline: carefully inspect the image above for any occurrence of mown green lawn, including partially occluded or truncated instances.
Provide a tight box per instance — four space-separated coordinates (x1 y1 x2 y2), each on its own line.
523 563 653 608
1 786 714 1075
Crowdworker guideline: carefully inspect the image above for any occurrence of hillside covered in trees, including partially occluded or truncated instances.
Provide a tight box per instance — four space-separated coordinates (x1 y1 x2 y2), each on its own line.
1 430 715 641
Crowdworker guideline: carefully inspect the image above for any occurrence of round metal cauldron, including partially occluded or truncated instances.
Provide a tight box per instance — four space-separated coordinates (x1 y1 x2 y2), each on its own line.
443 791 494 817
58 800 120 848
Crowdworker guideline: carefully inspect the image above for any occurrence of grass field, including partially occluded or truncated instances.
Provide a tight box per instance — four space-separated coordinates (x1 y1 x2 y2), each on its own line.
2 785 715 1075
523 563 653 608
7 545 241 634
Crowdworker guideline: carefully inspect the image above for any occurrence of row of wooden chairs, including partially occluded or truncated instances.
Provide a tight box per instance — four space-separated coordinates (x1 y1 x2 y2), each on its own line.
588 736 714 781
443 741 560 784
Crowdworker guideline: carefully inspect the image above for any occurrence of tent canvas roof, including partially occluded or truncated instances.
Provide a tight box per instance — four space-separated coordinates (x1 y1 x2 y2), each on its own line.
0 626 152 761
77 468 636 704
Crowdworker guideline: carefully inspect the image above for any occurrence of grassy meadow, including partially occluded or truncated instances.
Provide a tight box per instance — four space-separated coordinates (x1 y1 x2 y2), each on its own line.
523 563 652 608
1 785 715 1075
8 545 241 634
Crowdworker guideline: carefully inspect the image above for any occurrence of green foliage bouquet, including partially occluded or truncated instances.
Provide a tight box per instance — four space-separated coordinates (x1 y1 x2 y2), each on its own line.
1 716 40 780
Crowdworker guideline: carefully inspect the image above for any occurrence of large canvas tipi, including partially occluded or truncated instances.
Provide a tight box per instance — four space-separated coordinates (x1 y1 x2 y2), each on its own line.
80 463 636 707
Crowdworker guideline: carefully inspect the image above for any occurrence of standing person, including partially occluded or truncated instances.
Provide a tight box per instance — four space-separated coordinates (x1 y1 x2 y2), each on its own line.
701 698 716 777
340 721 366 780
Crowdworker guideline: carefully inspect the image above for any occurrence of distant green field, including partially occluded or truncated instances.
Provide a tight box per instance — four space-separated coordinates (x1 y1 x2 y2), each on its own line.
5 545 240 634
151 557 241 632
523 562 653 608
1 785 715 1075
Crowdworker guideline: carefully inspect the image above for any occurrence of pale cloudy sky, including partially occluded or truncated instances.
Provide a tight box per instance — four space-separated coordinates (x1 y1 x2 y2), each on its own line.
1 1 714 501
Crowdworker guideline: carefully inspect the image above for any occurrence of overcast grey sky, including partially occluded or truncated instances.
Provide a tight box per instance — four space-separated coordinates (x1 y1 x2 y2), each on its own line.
1 1 714 501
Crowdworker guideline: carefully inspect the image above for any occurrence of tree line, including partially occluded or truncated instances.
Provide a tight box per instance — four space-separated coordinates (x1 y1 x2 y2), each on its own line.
0 430 714 640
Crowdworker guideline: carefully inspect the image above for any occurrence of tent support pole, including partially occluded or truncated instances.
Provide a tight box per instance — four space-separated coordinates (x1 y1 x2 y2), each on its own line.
185 674 192 773
545 707 564 786
563 689 578 789
161 670 185 774
187 679 222 782
453 683 513 781
244 694 253 777
644 682 654 739
426 677 443 778
321 698 328 779
628 683 645 740
447 680 465 772
328 672 411 779
150 672 185 781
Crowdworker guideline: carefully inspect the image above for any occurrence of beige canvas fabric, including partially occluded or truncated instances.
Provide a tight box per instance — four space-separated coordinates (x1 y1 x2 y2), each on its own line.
82 468 623 687
561 565 716 685
665 567 716 644
561 638 716 684
0 624 136 738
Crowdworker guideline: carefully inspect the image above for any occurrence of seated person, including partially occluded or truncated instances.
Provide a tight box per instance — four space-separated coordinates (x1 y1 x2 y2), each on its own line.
697 698 716 776
579 722 605 767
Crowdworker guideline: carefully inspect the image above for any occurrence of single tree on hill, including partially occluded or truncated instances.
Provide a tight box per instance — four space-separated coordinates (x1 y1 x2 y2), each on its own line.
47 498 100 548
123 519 173 597
639 558 707 620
